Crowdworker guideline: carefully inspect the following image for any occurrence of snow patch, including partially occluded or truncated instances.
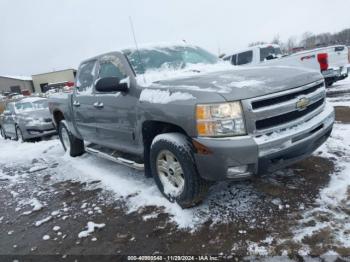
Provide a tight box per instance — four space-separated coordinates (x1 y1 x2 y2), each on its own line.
78 222 105 238
142 213 159 221
51 210 59 216
35 216 52 227
23 198 44 215
1 75 32 81
42 235 50 241
139 89 195 104
247 242 269 256
29 165 48 173
229 79 265 88
137 62 233 86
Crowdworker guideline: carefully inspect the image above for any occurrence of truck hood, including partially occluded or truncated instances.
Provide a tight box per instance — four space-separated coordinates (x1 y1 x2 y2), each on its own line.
153 66 323 101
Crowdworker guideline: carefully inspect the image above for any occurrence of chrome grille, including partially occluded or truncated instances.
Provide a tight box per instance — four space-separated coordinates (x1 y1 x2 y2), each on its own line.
242 80 326 135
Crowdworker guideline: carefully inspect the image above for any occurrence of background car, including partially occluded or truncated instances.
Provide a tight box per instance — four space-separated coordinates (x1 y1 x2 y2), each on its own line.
0 97 57 142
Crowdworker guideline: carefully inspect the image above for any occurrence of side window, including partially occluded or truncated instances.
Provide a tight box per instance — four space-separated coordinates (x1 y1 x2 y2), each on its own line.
6 103 15 113
76 60 96 92
231 54 237 65
98 55 127 79
5 103 10 113
237 51 253 65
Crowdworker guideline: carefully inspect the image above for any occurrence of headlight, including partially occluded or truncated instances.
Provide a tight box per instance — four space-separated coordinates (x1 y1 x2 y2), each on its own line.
196 101 246 137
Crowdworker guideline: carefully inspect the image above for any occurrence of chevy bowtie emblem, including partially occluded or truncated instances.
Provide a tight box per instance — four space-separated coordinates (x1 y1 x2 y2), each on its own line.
296 97 310 110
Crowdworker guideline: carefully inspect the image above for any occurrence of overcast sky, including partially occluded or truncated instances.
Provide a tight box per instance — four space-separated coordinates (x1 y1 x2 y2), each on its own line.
0 0 349 76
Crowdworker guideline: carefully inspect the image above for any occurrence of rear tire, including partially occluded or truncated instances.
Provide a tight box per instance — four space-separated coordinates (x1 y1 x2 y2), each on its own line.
150 133 210 208
58 120 84 157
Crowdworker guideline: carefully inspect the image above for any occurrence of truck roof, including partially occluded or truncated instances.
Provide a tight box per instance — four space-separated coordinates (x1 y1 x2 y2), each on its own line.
223 44 280 59
80 42 199 64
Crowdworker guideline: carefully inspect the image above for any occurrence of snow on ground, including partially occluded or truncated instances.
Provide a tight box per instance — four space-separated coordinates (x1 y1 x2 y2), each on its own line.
0 135 278 229
291 123 350 249
0 138 198 228
327 77 350 107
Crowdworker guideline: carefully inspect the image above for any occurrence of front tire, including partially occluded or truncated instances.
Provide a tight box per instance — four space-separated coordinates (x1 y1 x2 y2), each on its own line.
58 120 84 157
150 133 210 208
0 126 7 140
326 80 334 87
16 126 26 142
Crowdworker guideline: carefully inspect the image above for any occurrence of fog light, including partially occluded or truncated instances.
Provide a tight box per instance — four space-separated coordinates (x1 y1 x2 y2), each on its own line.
227 165 251 179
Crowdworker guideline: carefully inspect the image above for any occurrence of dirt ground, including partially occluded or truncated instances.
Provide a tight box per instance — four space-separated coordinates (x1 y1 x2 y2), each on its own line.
334 106 350 123
0 157 336 258
0 103 349 260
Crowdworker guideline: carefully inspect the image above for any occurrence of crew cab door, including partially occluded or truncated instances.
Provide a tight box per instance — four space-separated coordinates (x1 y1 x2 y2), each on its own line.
72 60 99 143
93 53 138 152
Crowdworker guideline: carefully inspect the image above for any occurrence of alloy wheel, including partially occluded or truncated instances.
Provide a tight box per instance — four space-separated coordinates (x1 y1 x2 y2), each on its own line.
156 150 185 198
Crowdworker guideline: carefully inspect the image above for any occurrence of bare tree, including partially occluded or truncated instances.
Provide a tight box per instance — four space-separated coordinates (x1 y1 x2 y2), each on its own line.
271 34 281 45
315 33 332 46
286 36 297 53
300 32 316 48
246 27 350 54
334 28 350 45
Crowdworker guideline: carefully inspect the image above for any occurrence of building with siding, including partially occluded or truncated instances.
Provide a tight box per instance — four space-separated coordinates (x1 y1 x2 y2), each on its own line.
0 75 34 95
32 69 76 93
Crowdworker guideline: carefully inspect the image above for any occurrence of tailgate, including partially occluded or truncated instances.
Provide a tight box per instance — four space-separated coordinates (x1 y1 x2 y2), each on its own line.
327 46 349 68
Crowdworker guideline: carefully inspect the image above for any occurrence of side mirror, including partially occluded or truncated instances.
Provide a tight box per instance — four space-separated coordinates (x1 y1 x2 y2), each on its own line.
95 77 129 93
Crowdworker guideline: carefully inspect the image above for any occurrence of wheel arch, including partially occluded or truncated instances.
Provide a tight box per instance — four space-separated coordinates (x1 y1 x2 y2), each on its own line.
141 120 190 176
53 110 65 127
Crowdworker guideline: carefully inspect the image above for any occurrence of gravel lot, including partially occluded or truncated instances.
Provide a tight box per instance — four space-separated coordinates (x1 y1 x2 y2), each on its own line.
1 78 350 260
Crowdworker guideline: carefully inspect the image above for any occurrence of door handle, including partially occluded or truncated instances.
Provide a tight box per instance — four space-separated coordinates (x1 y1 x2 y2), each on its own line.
73 101 80 107
93 102 104 109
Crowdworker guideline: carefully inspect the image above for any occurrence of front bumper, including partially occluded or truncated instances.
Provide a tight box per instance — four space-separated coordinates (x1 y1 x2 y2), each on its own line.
22 123 57 139
193 104 335 181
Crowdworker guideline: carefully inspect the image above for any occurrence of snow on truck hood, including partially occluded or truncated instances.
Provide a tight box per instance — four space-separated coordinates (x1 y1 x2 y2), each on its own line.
138 64 323 101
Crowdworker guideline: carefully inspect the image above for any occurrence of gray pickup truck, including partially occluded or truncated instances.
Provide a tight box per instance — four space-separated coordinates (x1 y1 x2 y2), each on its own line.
48 44 335 208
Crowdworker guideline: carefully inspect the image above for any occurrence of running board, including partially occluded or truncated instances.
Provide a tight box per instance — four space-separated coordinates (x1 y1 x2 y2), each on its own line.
85 146 144 171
